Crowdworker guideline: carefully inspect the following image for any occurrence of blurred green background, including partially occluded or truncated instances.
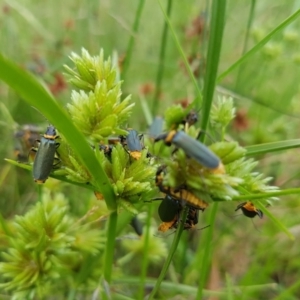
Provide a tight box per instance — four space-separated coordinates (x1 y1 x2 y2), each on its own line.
1 0 300 299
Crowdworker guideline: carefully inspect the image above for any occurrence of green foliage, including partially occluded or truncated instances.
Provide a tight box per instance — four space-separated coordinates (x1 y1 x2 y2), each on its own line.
65 49 134 141
1 46 157 297
45 49 155 212
158 100 278 204
65 49 117 91
210 96 236 131
121 227 168 265
99 144 155 207
1 1 300 299
0 191 105 299
65 154 92 183
58 49 156 212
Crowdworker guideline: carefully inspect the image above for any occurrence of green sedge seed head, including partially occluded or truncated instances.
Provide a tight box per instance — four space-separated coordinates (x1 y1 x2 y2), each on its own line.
0 191 105 294
93 144 155 212
210 141 246 164
283 30 299 43
118 199 139 215
64 48 117 91
156 102 279 203
211 96 236 130
121 227 168 264
164 105 186 130
262 43 282 60
67 80 134 141
65 48 134 142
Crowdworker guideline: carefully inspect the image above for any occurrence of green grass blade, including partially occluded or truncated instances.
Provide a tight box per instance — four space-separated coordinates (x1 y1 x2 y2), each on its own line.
0 53 117 210
148 207 189 299
196 3 227 294
225 273 234 300
5 0 54 41
103 211 118 283
4 159 97 191
229 188 300 201
218 8 300 82
241 0 256 56
200 0 226 134
138 204 154 299
122 0 146 79
115 277 278 296
216 85 300 118
235 186 295 240
196 203 219 300
257 201 294 240
274 279 300 300
246 139 300 156
152 0 173 115
156 0 202 107
235 0 256 88
0 53 120 286
139 94 153 126
113 294 136 300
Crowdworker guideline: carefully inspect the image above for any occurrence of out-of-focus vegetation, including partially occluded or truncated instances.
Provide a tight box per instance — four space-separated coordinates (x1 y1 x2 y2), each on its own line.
1 0 300 299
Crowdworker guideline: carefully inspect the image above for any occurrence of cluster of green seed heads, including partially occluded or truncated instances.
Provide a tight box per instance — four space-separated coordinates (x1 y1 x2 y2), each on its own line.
60 49 155 211
64 48 117 92
1 48 281 298
0 192 105 298
95 144 155 213
64 48 134 141
158 97 279 204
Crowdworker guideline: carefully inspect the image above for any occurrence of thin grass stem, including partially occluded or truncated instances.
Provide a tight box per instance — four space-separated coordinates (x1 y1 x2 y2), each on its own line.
200 0 226 135
196 202 219 300
122 0 146 79
138 203 154 299
152 0 173 115
148 206 189 299
103 211 118 283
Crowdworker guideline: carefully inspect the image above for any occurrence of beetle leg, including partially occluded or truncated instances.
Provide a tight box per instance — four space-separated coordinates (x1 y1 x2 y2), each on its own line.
52 157 61 168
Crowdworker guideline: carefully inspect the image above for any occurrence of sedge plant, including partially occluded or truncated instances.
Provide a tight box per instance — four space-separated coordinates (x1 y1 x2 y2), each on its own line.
1 2 300 298
0 49 156 298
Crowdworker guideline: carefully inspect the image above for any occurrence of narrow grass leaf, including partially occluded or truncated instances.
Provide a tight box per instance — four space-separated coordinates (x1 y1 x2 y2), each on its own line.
122 0 146 79
218 9 300 82
156 0 202 106
200 0 226 135
236 186 295 240
246 139 300 156
256 201 294 240
152 0 173 115
148 207 189 299
196 203 219 300
5 0 54 41
0 53 116 210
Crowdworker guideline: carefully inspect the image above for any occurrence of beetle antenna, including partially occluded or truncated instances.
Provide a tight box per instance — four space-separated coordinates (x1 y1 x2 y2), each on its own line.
251 219 262 233
30 106 49 123
154 230 176 238
196 224 210 231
